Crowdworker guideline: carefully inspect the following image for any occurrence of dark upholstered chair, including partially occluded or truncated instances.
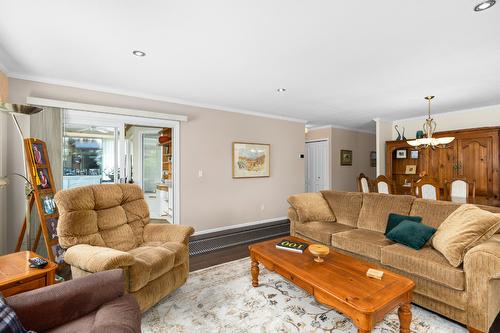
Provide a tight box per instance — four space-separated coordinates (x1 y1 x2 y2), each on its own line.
5 269 141 333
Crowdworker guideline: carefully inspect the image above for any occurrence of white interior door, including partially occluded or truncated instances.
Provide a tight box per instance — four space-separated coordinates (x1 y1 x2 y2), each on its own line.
306 140 329 192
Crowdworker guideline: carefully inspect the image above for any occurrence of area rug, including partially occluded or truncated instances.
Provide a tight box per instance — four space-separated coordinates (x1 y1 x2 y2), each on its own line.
142 257 467 333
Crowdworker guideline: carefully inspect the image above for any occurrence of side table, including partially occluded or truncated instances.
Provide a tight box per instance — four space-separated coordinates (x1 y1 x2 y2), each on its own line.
0 251 57 297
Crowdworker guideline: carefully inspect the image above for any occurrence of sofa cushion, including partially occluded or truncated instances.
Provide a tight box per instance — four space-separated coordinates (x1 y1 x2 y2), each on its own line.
386 220 436 250
385 213 422 235
331 229 393 261
357 193 414 233
287 193 335 223
321 190 363 227
140 241 188 267
381 244 465 291
295 222 354 245
128 245 176 292
55 184 151 251
409 198 460 229
432 204 500 267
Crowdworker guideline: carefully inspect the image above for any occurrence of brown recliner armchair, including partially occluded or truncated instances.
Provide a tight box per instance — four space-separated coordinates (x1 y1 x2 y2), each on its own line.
54 184 194 312
5 269 141 333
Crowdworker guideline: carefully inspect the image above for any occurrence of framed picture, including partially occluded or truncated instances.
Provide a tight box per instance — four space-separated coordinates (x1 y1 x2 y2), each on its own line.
405 165 417 174
45 217 58 240
37 168 51 190
370 151 376 167
410 150 419 159
51 244 65 264
40 193 57 215
31 143 46 165
396 149 407 159
232 142 270 178
340 150 353 166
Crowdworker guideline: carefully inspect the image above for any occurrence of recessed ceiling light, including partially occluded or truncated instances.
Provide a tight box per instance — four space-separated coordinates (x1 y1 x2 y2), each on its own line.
277 88 286 93
474 0 496 11
132 50 146 57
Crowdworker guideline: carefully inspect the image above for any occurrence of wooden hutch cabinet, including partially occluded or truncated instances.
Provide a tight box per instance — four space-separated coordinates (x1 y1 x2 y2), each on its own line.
386 127 500 204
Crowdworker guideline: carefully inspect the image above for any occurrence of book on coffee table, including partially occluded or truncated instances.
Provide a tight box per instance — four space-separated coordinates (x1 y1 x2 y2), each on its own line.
276 239 308 253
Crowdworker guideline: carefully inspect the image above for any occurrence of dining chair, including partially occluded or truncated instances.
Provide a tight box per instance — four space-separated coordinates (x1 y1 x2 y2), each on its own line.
357 173 371 193
373 175 394 194
445 178 476 204
415 177 441 200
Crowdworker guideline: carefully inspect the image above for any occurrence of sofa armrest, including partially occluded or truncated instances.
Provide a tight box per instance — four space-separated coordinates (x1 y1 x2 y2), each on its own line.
288 207 300 237
143 223 194 245
464 235 500 332
6 269 126 332
64 244 135 273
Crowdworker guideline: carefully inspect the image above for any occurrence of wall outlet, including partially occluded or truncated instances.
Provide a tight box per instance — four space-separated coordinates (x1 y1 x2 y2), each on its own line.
299 153 305 159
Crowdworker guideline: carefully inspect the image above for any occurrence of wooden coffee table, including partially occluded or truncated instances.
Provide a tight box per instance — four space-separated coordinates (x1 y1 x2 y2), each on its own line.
249 236 415 333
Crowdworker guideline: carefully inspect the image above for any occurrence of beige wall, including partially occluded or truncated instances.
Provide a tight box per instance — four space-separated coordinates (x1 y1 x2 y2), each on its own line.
306 126 376 192
0 71 7 102
6 78 305 238
0 71 7 253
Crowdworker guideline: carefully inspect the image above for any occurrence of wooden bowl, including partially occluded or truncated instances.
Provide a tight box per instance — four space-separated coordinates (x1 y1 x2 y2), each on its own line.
309 244 330 263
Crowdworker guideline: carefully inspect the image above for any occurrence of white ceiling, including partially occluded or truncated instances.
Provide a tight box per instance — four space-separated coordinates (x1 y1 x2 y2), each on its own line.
0 0 499 131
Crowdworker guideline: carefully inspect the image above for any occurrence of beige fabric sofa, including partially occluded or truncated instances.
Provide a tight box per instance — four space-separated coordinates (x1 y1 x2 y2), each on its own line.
54 184 194 312
288 191 500 333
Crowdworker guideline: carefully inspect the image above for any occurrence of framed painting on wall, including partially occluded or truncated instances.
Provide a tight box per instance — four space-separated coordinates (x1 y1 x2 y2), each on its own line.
340 150 353 166
232 142 270 178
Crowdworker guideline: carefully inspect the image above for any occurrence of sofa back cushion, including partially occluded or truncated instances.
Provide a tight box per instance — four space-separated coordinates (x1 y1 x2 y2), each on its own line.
321 190 363 227
55 184 150 251
409 198 461 229
357 193 414 233
287 193 336 223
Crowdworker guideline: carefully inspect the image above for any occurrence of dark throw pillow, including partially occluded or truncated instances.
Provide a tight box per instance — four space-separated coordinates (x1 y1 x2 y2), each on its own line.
0 294 33 333
386 220 437 250
385 213 422 235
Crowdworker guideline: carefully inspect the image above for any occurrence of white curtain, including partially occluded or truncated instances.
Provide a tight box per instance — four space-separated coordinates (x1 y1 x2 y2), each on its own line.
102 138 115 178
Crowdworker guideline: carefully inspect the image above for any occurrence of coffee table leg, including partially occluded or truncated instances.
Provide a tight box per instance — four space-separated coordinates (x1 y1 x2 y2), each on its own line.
398 302 412 333
251 256 259 287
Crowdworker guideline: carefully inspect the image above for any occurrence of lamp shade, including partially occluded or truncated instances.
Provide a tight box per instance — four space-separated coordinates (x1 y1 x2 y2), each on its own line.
0 102 43 115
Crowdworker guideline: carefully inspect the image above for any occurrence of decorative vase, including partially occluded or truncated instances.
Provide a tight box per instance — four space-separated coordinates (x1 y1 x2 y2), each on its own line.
416 130 424 139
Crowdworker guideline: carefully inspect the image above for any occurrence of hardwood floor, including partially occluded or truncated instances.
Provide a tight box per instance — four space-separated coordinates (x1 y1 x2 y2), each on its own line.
189 235 289 272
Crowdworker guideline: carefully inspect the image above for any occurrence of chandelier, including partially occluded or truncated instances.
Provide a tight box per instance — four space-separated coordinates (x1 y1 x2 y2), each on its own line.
406 96 455 149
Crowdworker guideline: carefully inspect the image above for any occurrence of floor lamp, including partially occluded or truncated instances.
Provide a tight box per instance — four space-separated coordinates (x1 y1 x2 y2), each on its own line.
0 102 43 251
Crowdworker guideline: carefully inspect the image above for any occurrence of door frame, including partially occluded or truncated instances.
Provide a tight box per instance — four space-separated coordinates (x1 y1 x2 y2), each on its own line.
305 139 331 191
58 103 181 224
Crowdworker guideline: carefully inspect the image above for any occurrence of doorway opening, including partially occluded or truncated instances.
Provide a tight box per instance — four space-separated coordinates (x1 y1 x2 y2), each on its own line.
62 109 179 223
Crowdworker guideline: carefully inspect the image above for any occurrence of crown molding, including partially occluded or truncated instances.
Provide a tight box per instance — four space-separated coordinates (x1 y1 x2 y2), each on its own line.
8 72 308 124
391 103 500 123
309 124 375 134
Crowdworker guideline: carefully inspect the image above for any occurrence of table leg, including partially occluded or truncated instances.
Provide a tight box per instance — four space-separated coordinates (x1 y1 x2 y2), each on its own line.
398 302 412 333
251 256 259 287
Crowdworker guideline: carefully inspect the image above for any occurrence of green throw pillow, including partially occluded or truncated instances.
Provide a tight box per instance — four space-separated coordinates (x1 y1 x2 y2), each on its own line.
385 213 422 235
386 220 437 250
